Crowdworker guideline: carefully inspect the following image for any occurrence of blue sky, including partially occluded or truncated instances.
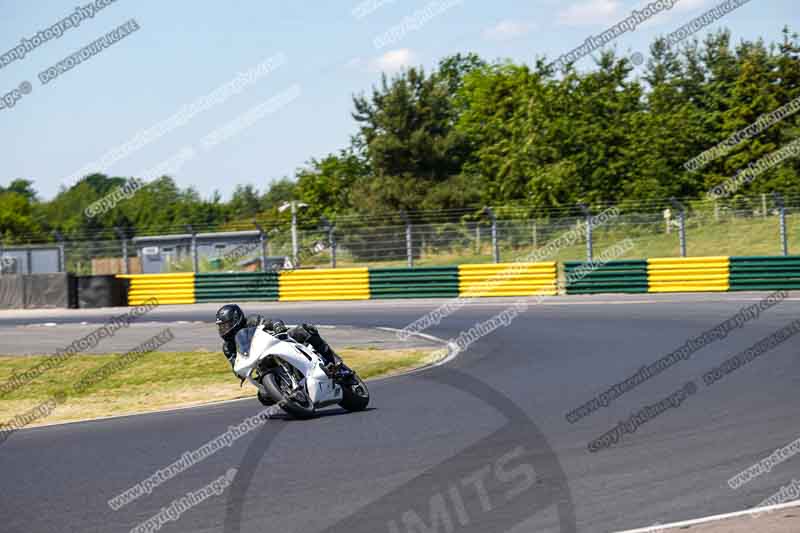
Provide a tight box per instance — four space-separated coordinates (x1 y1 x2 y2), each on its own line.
0 0 794 200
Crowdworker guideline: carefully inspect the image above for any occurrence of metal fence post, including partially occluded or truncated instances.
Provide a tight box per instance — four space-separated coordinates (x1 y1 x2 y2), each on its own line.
254 222 266 272
330 227 337 268
114 227 128 275
669 198 687 257
186 225 198 273
321 216 336 268
54 230 66 273
773 193 788 256
578 204 593 263
483 207 500 263
400 210 413 268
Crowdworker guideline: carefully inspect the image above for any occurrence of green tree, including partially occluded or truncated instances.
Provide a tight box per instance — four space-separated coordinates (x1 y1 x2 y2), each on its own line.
0 191 42 242
295 149 368 219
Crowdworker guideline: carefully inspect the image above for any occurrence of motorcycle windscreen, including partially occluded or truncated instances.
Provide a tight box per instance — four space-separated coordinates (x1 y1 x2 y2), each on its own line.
235 326 257 357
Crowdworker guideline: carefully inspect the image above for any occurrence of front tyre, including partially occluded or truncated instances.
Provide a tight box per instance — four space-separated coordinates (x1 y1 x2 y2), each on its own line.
257 390 275 407
262 371 315 420
338 374 370 412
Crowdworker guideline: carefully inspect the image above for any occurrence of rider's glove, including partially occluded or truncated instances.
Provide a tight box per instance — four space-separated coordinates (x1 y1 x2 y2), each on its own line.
272 320 288 334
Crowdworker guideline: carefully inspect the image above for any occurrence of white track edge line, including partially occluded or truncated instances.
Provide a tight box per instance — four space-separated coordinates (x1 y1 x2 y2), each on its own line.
616 498 800 532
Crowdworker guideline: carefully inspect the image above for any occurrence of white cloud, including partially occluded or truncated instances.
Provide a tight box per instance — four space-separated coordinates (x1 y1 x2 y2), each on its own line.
557 0 622 26
631 0 713 29
557 0 715 30
370 49 415 73
672 0 715 12
483 20 534 41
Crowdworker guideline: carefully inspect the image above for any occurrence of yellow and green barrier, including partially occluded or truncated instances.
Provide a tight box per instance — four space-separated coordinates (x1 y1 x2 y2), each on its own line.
647 257 730 293
118 255 800 306
117 273 196 305
195 272 279 303
458 262 558 297
729 256 800 291
278 268 370 301
564 260 649 294
369 267 459 299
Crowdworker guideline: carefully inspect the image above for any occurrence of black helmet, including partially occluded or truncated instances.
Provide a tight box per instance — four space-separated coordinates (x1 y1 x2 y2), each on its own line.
215 304 245 338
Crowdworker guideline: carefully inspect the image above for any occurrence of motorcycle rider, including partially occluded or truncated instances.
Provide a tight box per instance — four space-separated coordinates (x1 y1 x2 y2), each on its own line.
215 304 352 381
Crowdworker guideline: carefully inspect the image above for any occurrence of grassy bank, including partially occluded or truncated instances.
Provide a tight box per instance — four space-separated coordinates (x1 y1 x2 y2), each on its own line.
0 347 441 427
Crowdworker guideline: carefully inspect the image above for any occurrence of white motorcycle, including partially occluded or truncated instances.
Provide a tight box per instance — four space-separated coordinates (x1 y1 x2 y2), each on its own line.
233 325 370 419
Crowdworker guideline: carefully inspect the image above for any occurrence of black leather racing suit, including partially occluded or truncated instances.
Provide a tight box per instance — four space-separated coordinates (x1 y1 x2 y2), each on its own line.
221 315 339 370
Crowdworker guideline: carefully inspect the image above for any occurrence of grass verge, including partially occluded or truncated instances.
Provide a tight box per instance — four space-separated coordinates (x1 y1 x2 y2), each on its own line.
0 347 442 427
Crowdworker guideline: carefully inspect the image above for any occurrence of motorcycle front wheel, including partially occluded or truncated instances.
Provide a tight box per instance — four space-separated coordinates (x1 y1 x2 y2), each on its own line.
262 369 316 420
338 373 370 412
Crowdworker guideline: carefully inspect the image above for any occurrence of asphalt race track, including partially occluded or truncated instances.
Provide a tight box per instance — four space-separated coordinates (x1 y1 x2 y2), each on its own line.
1 293 799 532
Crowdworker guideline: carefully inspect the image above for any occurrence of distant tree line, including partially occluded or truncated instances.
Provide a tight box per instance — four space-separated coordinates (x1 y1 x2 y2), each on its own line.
2 27 799 244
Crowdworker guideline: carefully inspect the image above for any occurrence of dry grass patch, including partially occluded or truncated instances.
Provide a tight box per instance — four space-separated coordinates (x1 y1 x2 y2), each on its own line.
0 347 441 427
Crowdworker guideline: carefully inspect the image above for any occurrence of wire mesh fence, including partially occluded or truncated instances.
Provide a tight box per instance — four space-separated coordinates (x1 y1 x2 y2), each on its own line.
5 194 798 275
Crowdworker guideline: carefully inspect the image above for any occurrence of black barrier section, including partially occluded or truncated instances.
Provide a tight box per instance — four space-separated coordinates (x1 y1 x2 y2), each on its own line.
0 274 76 309
24 273 76 309
77 275 127 308
0 276 25 309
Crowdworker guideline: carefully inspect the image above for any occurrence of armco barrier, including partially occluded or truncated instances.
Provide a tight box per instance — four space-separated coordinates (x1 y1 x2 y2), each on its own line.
279 268 370 301
369 267 460 299
458 262 557 297
195 272 279 303
117 273 196 305
729 256 800 291
564 260 648 294
647 257 730 293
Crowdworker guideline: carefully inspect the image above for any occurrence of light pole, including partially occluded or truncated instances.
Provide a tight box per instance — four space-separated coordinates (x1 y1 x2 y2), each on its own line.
279 201 308 268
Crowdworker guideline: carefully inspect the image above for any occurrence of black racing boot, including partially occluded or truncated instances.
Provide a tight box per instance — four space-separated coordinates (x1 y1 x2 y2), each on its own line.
322 350 355 383
330 360 355 384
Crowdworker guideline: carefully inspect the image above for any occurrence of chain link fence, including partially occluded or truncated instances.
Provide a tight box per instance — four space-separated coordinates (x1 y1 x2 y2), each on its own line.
7 194 797 275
